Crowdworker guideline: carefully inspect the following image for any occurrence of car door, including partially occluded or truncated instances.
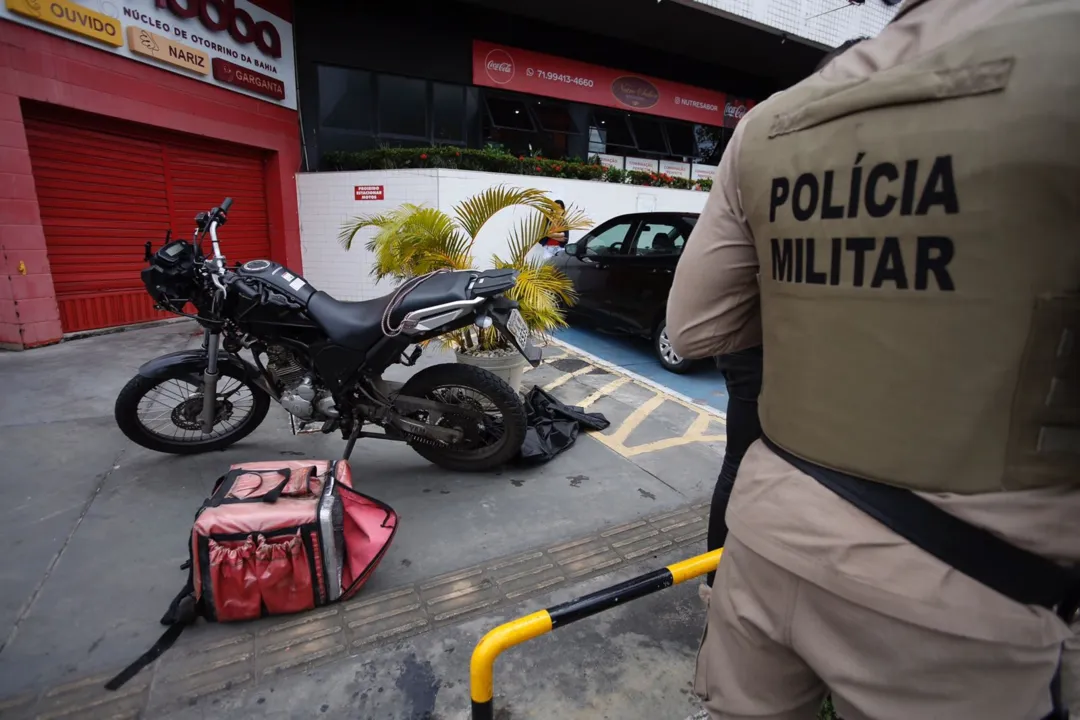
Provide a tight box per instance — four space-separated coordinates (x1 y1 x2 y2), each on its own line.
560 217 638 323
604 214 693 335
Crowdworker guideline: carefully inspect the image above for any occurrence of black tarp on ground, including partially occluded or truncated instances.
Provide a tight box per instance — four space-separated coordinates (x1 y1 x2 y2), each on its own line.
515 386 610 466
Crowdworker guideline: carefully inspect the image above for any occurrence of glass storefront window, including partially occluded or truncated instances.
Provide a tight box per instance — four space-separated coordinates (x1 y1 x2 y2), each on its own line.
433 83 466 143
694 124 726 166
314 62 729 168
486 96 535 131
589 109 635 148
629 116 667 155
532 99 577 134
318 66 373 132
666 122 697 158
377 74 427 138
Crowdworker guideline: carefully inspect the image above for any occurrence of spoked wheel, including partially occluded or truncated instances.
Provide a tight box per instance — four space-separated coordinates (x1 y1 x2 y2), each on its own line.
654 320 694 374
114 365 271 454
399 363 527 472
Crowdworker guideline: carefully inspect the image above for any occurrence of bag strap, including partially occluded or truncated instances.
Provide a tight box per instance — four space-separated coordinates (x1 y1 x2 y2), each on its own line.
104 558 202 691
260 468 293 503
761 436 1080 610
206 467 303 507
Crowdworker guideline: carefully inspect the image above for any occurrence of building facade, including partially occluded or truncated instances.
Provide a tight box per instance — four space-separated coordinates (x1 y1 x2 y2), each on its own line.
0 0 899 348
0 0 301 347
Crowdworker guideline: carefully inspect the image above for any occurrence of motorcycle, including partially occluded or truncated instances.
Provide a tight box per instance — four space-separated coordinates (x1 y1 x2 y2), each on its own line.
114 197 541 472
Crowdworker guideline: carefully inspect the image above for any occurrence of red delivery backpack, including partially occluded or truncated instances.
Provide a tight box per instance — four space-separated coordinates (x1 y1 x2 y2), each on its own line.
106 459 397 690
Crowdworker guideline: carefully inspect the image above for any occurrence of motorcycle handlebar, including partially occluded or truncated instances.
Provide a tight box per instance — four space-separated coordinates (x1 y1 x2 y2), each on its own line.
220 197 233 214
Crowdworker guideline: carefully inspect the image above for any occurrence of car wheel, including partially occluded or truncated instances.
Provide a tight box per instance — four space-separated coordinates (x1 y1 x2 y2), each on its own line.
654 321 694 374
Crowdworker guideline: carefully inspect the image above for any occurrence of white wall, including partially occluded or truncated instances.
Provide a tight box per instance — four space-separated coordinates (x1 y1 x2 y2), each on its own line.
296 169 709 301
296 170 439 301
686 0 899 48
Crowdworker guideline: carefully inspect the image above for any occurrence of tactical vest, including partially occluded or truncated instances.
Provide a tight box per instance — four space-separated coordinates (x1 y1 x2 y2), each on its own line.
737 1 1079 494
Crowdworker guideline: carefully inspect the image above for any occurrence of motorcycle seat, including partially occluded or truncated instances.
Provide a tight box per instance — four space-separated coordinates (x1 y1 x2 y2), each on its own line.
306 270 495 351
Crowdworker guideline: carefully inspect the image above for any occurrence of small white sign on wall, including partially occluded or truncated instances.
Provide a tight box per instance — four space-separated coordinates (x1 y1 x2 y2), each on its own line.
625 157 660 174
594 153 624 169
659 160 691 179
692 164 718 182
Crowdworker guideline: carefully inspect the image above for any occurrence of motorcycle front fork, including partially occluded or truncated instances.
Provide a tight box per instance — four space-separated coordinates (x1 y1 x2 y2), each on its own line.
199 329 221 434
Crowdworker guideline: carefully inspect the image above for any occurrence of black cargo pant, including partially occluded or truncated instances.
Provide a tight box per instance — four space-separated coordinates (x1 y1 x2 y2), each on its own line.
706 345 763 586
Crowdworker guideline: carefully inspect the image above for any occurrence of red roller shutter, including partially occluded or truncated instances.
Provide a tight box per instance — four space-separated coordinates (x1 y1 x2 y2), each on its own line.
24 109 272 333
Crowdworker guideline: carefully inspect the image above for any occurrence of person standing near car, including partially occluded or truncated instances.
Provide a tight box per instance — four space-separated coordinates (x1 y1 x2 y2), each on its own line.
538 199 569 260
667 0 1080 717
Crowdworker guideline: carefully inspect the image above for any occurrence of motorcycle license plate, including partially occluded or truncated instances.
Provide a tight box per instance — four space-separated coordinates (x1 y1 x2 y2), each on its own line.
507 309 530 349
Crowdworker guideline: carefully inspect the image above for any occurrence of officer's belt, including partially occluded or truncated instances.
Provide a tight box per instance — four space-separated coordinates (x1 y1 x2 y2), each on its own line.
761 435 1080 616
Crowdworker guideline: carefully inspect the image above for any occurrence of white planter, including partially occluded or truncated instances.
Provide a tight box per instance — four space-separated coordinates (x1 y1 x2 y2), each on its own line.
455 350 529 392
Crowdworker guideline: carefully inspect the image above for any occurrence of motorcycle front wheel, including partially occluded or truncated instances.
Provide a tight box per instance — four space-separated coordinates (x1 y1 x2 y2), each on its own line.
114 365 271 454
398 363 527 472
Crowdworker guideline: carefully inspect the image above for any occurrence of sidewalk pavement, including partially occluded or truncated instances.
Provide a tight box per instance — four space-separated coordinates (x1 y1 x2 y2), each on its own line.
0 321 728 719
161 543 714 720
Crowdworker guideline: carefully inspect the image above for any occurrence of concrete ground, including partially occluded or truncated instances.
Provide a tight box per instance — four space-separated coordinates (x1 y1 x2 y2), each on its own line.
0 321 729 719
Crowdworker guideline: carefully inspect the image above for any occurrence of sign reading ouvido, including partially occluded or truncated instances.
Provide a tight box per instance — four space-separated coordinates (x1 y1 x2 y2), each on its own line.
127 26 209 75
6 0 122 47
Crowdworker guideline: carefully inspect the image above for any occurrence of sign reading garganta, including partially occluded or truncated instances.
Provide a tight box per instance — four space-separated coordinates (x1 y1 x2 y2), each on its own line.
473 41 728 127
0 0 297 109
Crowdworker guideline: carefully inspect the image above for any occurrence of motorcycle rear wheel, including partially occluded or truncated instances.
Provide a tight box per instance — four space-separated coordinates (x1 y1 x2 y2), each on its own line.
399 363 527 472
114 365 271 454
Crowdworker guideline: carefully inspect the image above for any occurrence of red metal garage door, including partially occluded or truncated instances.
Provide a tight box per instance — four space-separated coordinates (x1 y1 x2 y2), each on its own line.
24 109 272 333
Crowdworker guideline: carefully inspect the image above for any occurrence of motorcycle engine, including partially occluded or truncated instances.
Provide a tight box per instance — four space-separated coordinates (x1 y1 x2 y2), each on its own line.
265 345 337 421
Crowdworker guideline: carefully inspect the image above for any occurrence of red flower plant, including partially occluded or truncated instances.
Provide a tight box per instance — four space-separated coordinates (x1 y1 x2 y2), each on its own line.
420 153 428 160
535 166 542 172
519 155 525 161
554 164 563 171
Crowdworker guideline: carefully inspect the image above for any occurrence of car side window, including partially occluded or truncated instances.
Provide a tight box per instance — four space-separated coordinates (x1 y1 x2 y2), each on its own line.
583 222 634 256
630 222 687 257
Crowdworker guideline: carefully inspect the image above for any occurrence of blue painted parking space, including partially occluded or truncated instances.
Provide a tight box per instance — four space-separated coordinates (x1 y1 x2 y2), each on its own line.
553 325 729 414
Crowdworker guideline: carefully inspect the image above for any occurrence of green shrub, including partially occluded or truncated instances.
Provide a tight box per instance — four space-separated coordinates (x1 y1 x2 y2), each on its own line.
322 147 710 192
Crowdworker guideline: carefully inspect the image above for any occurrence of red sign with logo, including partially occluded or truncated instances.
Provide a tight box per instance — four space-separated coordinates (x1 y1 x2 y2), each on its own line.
212 59 286 100
354 185 385 201
473 41 730 127
723 97 757 129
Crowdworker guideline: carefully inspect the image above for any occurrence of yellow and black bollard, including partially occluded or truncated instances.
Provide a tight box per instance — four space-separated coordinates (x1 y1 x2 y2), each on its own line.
469 549 722 720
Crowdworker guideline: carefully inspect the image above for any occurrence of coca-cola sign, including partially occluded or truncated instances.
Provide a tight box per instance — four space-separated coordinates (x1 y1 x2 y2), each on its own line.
484 49 515 85
723 98 756 128
156 0 282 59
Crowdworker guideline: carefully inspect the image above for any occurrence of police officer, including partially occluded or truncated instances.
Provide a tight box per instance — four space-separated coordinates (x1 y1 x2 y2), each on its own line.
667 0 1080 716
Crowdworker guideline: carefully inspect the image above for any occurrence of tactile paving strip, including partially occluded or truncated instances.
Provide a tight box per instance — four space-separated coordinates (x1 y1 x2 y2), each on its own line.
3 502 710 719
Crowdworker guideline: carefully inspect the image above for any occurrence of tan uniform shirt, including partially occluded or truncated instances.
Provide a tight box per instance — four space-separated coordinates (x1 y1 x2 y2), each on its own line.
668 0 1080 650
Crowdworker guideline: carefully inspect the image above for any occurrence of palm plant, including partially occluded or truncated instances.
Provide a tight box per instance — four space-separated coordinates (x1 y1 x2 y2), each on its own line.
338 186 592 354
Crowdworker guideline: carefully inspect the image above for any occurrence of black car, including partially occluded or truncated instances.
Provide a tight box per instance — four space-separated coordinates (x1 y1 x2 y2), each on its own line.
550 211 700 373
